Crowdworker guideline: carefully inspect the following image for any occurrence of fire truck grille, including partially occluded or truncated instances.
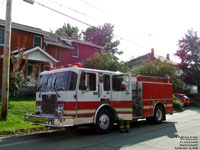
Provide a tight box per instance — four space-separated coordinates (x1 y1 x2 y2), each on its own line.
42 94 57 114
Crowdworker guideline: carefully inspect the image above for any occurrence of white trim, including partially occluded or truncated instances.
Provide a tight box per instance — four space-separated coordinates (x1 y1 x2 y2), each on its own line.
143 106 154 109
115 108 132 112
23 46 59 63
164 104 173 107
59 37 103 49
143 98 173 101
72 40 103 49
2 46 59 63
59 38 73 45
44 40 75 49
140 81 172 85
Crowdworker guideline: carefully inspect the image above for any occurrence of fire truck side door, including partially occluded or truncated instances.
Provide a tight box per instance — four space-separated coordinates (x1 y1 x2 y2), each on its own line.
77 71 98 120
99 74 111 103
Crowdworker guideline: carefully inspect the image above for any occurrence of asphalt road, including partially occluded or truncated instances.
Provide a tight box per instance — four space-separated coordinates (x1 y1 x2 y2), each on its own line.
0 107 200 150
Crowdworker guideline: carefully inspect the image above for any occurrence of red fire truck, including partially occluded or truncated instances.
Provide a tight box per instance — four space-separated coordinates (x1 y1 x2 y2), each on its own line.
25 67 173 133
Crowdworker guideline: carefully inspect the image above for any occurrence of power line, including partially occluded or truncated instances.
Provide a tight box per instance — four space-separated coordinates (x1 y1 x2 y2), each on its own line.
80 0 110 16
45 0 94 19
35 1 93 27
114 35 150 49
34 1 150 50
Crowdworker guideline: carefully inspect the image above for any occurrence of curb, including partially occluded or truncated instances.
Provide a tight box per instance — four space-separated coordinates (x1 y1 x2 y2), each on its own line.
0 127 51 137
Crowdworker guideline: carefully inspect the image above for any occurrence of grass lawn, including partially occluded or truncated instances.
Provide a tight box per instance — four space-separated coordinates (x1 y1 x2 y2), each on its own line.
0 97 44 135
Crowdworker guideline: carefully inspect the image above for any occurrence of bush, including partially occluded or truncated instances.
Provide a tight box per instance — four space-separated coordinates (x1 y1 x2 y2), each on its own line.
173 96 184 111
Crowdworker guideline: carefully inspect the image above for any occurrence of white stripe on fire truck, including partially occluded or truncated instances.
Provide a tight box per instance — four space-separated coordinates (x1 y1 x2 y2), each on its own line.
164 104 173 107
143 106 154 109
143 104 173 110
115 108 132 112
64 109 96 115
143 98 173 101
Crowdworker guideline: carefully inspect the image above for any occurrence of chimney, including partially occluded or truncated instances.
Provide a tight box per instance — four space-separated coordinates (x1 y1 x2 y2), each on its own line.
166 54 170 60
151 48 154 57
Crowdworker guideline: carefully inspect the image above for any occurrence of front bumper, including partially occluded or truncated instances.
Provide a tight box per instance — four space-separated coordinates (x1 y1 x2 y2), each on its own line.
25 114 75 127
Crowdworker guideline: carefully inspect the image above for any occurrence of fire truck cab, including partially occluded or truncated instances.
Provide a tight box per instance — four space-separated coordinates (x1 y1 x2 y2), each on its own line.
25 67 173 133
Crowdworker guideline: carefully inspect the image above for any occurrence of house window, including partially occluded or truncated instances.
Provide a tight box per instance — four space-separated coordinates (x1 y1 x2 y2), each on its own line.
72 45 79 58
95 48 99 53
0 28 4 45
27 65 35 76
44 65 50 71
33 36 42 47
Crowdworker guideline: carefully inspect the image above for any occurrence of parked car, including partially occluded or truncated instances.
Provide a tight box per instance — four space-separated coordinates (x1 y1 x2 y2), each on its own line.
186 93 200 101
174 93 190 106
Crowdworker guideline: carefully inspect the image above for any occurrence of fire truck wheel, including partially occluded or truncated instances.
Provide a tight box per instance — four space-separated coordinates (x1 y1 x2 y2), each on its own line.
95 109 113 134
153 105 164 124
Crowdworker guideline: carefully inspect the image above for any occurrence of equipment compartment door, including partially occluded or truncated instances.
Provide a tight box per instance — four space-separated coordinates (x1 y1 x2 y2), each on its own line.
111 73 132 120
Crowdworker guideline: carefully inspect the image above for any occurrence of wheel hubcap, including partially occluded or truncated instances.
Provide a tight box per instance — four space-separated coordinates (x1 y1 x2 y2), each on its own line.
99 114 110 129
156 109 162 121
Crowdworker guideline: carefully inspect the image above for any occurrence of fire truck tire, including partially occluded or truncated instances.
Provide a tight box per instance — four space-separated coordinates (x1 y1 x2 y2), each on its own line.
95 109 113 134
153 105 164 124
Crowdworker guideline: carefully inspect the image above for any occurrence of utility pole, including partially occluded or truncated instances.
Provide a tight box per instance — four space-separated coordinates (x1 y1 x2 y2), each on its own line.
1 0 12 120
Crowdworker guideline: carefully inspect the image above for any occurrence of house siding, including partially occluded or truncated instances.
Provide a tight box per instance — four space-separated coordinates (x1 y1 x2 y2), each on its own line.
45 43 101 67
0 25 44 54
0 21 102 91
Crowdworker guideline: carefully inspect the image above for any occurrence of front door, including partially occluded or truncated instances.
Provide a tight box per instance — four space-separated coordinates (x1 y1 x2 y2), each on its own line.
99 73 111 104
77 71 98 120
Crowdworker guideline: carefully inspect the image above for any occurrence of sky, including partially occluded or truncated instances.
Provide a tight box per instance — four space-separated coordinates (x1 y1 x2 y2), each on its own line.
1 0 200 62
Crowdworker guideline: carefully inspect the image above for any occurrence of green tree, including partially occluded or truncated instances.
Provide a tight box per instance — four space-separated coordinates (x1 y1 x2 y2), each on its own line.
55 23 80 39
82 53 129 73
10 36 28 95
83 23 123 59
176 29 200 92
9 36 38 96
134 59 184 92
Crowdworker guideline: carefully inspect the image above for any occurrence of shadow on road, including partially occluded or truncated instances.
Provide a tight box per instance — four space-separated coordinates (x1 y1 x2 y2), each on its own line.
0 120 178 150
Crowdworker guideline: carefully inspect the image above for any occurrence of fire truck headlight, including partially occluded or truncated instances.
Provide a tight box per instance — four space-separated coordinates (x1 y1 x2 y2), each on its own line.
55 104 64 117
36 104 41 111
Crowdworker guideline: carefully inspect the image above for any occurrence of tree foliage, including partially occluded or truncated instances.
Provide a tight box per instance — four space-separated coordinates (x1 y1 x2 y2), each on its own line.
176 29 200 92
134 59 184 92
10 36 38 95
55 23 80 39
82 53 129 73
83 23 123 58
10 37 28 93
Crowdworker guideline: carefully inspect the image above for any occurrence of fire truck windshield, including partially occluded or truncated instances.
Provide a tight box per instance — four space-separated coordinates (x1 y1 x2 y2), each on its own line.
37 74 53 92
38 71 77 92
